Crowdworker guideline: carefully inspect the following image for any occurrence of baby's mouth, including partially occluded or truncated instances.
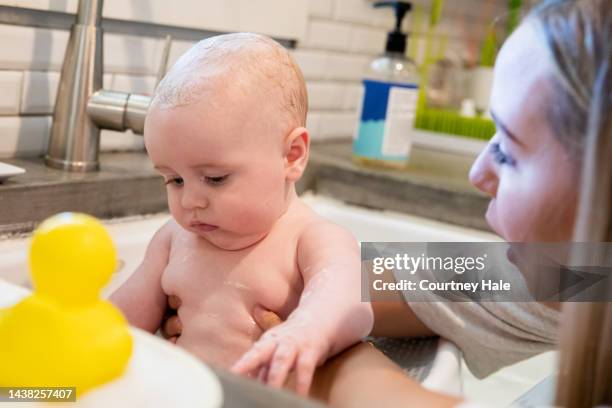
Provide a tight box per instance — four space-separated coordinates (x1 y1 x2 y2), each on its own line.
190 221 218 232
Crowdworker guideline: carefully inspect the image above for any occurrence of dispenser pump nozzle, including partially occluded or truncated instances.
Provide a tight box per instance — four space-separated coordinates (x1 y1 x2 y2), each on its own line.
374 1 412 54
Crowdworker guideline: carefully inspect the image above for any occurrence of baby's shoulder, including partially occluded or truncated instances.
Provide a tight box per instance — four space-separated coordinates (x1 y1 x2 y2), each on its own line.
151 218 183 248
295 203 357 248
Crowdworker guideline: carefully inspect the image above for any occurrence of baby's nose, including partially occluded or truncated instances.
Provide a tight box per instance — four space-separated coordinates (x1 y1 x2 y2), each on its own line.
180 185 209 210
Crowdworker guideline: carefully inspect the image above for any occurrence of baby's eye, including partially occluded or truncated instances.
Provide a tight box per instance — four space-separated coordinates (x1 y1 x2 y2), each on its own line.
164 177 184 186
204 175 229 186
490 142 516 166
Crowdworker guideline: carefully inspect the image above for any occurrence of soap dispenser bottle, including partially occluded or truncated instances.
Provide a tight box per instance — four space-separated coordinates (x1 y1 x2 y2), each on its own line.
353 1 419 169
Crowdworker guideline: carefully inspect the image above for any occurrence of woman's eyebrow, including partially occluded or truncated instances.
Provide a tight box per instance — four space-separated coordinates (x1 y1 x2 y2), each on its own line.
490 110 524 147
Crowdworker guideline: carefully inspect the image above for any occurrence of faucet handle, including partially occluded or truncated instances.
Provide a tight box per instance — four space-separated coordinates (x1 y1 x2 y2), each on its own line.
155 35 173 89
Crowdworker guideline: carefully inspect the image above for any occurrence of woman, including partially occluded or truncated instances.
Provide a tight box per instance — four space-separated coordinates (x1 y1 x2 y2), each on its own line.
164 0 611 405
309 0 611 406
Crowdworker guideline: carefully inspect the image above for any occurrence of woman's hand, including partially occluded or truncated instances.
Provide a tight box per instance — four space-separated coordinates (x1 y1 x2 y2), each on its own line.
160 297 284 341
160 295 182 343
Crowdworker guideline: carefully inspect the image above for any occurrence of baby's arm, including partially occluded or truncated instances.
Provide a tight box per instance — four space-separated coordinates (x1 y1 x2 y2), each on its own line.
293 221 374 354
109 221 172 333
232 221 373 395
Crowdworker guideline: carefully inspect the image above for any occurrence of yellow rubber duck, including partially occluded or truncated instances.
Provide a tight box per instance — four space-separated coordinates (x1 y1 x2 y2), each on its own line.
0 213 132 395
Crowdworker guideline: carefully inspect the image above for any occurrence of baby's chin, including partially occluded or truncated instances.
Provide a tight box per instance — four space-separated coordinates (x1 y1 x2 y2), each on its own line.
191 228 269 251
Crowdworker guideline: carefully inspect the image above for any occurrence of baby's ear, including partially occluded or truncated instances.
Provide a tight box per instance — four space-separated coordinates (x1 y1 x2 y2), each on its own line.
283 127 310 182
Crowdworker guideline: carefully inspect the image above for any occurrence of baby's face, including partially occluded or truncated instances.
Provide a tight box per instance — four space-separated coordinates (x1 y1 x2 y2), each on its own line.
144 95 291 250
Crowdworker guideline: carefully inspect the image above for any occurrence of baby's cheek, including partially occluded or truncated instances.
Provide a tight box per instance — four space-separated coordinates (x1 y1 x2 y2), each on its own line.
229 202 278 233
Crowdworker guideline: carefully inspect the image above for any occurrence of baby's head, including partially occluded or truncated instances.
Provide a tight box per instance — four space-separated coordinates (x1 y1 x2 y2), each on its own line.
144 33 309 250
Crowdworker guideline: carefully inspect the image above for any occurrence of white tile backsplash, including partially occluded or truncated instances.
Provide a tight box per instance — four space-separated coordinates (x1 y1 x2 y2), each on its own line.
0 116 50 158
0 0 309 40
317 111 358 139
291 50 330 80
0 1 78 12
307 0 333 18
100 129 145 152
0 24 68 71
20 71 59 114
307 82 346 110
0 71 23 115
104 33 164 76
306 112 320 139
343 84 364 111
109 74 157 95
304 21 352 51
167 40 197 68
326 54 370 81
333 0 395 28
0 0 494 157
349 26 387 54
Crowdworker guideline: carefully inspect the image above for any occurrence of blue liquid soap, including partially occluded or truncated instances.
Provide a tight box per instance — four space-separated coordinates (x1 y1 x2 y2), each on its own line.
353 1 420 170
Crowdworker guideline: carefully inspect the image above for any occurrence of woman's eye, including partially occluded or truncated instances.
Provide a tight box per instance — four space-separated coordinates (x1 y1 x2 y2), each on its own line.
490 142 516 166
204 175 229 186
164 177 184 186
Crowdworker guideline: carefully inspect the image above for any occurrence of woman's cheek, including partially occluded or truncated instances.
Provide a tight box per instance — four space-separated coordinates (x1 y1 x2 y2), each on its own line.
493 180 527 242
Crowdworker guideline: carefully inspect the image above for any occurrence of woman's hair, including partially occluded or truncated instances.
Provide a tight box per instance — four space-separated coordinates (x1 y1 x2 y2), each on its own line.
528 0 611 406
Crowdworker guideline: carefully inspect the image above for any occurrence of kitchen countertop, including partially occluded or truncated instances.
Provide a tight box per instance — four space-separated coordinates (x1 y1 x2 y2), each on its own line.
0 141 490 234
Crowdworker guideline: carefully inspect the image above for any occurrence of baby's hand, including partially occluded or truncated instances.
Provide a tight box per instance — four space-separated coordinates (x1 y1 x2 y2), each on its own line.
231 310 330 396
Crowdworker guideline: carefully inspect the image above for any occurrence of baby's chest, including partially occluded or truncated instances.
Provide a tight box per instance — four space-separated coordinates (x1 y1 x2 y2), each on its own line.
161 239 303 317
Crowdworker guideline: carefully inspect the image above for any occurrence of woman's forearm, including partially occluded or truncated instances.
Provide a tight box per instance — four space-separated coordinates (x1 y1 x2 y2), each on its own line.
310 342 461 407
371 301 436 337
369 268 435 338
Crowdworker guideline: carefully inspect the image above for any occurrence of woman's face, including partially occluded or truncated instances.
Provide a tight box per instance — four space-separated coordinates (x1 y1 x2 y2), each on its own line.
469 23 579 242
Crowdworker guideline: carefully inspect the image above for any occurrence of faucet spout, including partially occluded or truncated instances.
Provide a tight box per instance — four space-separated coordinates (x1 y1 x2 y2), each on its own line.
45 0 152 172
46 0 105 171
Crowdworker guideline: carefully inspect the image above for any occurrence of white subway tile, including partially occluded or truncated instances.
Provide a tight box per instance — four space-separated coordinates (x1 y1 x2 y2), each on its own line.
303 21 352 51
291 50 330 80
167 40 197 69
306 111 321 140
103 73 113 89
238 0 308 41
0 116 51 158
333 0 395 28
100 129 145 152
343 83 364 111
20 71 59 115
349 26 387 54
317 111 357 139
109 74 157 95
104 33 163 76
0 24 68 71
106 0 308 41
0 71 23 115
325 54 370 81
103 0 236 33
307 82 345 110
0 1 78 12
20 72 116 115
308 0 333 18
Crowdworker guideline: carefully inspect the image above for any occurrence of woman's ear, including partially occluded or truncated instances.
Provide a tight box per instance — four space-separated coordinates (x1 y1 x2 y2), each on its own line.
284 127 310 182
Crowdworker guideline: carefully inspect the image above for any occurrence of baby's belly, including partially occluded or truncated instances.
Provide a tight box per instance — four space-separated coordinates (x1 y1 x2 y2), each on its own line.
174 296 264 369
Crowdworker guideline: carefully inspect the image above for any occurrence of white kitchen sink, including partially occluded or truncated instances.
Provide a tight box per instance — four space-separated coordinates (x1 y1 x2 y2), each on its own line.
0 193 514 398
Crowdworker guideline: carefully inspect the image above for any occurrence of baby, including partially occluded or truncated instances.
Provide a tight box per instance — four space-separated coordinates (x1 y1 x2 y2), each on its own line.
110 33 373 395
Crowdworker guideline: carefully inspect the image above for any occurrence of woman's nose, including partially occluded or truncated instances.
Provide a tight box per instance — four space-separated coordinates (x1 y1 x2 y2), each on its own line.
180 185 208 210
469 144 499 198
